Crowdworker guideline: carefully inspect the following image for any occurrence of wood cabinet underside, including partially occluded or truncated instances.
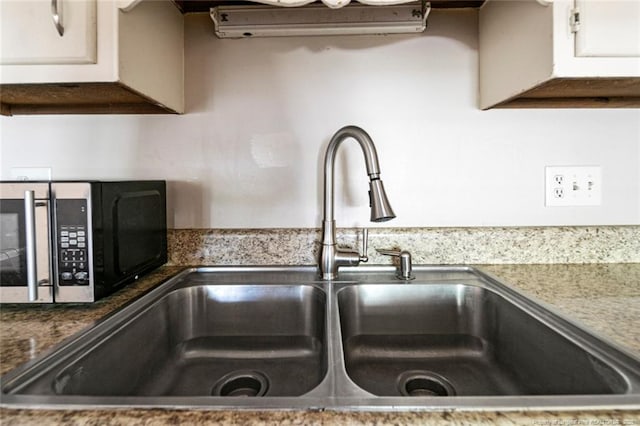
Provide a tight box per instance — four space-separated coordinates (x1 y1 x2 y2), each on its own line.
0 83 179 116
493 77 640 108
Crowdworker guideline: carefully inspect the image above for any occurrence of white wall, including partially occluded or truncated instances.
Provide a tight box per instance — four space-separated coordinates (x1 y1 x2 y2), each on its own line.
1 10 639 229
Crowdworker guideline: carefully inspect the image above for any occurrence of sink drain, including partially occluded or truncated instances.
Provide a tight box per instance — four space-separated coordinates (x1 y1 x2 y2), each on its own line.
211 370 269 397
397 371 456 397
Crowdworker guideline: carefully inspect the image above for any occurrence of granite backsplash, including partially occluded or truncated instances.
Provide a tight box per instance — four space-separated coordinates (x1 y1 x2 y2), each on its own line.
167 226 640 266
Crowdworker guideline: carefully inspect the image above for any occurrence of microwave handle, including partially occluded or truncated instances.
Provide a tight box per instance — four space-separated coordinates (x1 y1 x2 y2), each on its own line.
24 190 38 302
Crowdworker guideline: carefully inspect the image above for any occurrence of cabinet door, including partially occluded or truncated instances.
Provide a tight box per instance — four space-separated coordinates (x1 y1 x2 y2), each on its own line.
0 0 97 65
574 0 640 57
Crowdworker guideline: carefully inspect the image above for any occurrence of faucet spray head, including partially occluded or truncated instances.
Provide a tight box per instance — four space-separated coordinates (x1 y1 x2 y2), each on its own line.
369 178 396 222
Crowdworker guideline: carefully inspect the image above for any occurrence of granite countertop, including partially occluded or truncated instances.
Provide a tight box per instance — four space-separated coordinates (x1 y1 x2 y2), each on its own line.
1 263 639 425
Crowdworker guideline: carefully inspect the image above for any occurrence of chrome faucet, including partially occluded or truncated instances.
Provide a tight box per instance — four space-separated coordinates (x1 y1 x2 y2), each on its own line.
319 126 396 280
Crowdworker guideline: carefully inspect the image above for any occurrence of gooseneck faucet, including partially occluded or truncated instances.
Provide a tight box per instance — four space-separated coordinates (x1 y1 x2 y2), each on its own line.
320 126 396 280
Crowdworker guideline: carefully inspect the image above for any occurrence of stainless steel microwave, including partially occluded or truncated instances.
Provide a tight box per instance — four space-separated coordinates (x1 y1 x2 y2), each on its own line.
0 181 167 303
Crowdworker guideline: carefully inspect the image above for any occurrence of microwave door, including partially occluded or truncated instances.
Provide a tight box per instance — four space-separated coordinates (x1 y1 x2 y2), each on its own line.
0 183 53 303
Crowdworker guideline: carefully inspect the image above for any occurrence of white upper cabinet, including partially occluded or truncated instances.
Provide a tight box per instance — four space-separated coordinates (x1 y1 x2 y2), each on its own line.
574 0 640 58
0 0 97 65
0 0 183 115
479 0 640 109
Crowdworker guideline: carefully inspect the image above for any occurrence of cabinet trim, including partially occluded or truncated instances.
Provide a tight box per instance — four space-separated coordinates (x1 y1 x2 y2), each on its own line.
0 82 179 115
492 77 640 108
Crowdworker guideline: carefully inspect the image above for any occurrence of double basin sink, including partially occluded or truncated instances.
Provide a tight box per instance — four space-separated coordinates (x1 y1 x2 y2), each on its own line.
2 266 640 410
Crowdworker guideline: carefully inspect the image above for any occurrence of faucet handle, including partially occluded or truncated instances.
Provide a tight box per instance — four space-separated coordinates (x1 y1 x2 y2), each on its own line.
376 248 415 281
359 228 369 262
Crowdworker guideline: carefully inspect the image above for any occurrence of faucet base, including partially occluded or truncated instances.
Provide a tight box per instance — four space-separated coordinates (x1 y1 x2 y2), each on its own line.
319 243 361 281
319 221 364 280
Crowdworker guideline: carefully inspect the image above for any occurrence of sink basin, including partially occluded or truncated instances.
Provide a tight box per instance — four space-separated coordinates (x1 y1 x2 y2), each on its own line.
2 266 639 410
338 284 627 397
55 285 327 397
3 283 327 400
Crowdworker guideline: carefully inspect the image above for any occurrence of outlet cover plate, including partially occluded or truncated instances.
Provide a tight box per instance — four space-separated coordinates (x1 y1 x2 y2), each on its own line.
545 166 602 207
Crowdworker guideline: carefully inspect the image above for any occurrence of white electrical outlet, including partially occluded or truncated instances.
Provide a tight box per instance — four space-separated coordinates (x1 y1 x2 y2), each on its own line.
545 166 602 207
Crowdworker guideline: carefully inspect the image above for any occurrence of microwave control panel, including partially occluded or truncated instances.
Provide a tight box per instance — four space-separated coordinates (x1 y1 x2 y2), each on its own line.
56 199 90 286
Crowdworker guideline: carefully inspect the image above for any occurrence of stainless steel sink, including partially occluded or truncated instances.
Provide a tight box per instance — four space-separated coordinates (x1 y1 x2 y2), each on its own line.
2 266 639 411
338 284 628 397
48 285 326 398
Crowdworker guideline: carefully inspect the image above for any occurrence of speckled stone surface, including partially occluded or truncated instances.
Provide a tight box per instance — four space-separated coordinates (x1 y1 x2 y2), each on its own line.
2 262 640 424
1 408 639 425
167 226 640 266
